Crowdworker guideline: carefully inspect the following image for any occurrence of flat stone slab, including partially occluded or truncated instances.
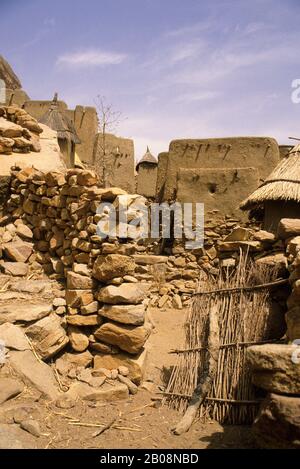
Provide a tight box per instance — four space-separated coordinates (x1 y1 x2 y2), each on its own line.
133 255 168 265
253 393 300 449
8 350 60 400
97 283 148 305
0 424 38 449
0 303 52 324
0 378 24 404
278 218 300 239
99 304 145 325
3 241 33 262
25 313 69 360
0 323 29 350
247 344 300 394
1 262 29 276
10 280 51 294
92 254 135 282
65 381 129 401
95 322 150 354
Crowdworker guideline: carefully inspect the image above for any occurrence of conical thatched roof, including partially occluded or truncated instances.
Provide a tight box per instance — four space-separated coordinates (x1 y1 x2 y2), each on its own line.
240 144 300 210
39 93 81 144
136 146 157 169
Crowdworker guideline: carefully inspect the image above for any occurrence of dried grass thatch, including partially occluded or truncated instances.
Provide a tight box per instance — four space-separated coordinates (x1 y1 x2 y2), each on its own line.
136 146 157 170
240 144 300 210
164 252 282 425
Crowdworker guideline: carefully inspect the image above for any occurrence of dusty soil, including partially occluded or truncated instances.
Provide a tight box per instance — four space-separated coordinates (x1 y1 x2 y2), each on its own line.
0 275 256 449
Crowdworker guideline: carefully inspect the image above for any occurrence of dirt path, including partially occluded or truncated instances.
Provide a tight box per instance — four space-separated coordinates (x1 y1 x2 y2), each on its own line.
0 290 256 449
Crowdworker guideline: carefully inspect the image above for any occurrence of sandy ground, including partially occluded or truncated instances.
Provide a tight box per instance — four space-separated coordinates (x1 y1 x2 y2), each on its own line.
0 294 256 449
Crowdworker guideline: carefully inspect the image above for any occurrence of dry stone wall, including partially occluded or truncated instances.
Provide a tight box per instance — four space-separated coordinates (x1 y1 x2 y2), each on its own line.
1 166 298 410
0 167 206 388
0 105 43 214
246 217 300 449
0 105 43 154
0 167 153 382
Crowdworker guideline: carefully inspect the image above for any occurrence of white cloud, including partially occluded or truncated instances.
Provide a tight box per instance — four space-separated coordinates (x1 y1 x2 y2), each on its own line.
174 91 219 103
57 49 127 67
169 41 205 64
166 41 296 87
165 19 216 38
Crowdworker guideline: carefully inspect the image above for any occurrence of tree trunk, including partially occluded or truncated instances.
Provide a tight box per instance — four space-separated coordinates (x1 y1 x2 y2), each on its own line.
172 304 220 435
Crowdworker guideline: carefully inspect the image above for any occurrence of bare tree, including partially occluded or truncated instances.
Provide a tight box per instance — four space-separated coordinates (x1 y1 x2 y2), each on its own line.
94 95 124 187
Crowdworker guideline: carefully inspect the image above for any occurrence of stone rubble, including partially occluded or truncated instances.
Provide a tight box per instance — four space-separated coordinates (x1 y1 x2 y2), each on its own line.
0 164 299 449
247 218 300 449
0 106 42 154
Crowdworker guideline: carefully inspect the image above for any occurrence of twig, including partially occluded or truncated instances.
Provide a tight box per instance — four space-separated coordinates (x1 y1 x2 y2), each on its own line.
0 280 10 292
45 435 56 449
205 397 261 404
193 278 288 295
68 422 142 432
25 334 44 364
92 414 119 437
68 422 104 428
128 402 156 413
172 304 219 435
45 404 79 421
169 339 281 354
113 426 142 432
53 367 69 392
27 272 36 280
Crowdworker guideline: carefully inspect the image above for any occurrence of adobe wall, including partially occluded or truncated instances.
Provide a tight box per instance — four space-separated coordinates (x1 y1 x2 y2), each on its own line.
65 106 98 165
162 137 280 201
155 152 169 201
23 101 98 166
93 132 135 193
137 164 158 198
23 99 68 121
176 167 260 220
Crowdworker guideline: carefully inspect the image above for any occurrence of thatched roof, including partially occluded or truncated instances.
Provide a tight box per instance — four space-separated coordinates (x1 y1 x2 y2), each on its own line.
136 146 157 169
39 93 81 144
240 144 300 210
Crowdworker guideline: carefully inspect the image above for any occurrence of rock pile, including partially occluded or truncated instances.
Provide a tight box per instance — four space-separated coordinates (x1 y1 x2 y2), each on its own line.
0 166 159 389
280 218 300 342
247 218 300 449
0 106 42 154
2 165 299 412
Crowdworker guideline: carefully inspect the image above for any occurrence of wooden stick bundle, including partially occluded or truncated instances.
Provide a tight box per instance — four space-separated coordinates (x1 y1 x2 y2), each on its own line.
164 251 281 425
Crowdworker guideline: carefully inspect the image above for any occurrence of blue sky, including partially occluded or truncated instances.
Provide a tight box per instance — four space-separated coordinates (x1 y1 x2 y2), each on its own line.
1 0 300 159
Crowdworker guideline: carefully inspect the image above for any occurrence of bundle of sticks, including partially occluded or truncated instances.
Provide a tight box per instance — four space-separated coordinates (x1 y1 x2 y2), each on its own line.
164 251 284 431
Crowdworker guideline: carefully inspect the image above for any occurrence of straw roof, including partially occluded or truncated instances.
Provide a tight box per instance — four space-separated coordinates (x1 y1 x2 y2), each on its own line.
240 144 300 210
136 146 157 169
39 93 81 144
